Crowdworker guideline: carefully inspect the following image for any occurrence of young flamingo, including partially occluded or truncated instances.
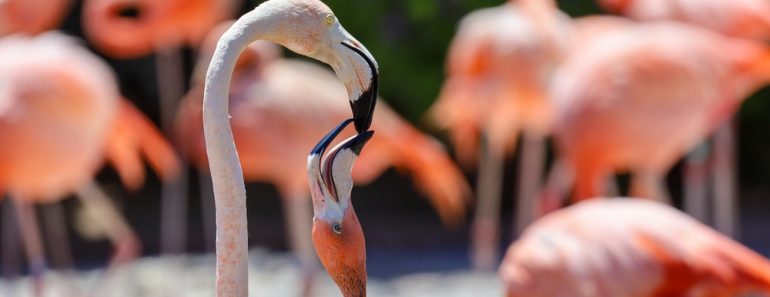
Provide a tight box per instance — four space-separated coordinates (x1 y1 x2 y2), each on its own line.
307 119 372 297
201 0 378 296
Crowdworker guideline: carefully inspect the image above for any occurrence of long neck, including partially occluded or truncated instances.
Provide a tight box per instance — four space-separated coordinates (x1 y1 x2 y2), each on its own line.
202 8 273 297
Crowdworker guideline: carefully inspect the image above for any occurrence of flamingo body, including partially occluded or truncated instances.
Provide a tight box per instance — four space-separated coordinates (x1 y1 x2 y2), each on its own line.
0 34 118 201
551 23 770 200
501 199 770 297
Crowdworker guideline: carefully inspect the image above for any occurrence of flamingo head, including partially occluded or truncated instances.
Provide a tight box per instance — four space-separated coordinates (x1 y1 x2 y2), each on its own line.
307 119 372 297
228 0 379 133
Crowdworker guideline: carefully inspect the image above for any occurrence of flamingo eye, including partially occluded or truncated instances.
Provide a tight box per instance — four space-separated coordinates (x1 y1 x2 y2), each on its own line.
331 222 342 234
324 14 336 27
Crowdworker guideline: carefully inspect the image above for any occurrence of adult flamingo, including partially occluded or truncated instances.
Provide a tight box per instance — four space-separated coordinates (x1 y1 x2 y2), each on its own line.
201 0 378 296
500 198 770 296
177 31 468 294
0 0 73 36
0 33 179 295
550 22 770 207
429 0 570 270
597 0 770 240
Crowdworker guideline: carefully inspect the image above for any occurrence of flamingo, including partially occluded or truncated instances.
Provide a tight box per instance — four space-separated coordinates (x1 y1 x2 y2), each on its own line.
549 22 770 207
0 32 179 295
596 0 770 241
0 0 73 36
307 118 372 297
81 0 240 254
500 198 770 297
177 27 468 295
201 0 378 296
429 0 570 270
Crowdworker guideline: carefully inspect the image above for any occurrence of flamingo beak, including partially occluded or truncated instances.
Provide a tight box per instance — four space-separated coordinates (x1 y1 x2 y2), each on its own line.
340 41 378 134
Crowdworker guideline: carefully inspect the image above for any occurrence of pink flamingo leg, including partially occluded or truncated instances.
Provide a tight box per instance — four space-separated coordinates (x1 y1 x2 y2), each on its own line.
471 135 504 271
12 198 45 297
157 47 190 256
514 132 546 236
282 194 319 297
712 120 738 238
2 199 22 279
537 158 574 216
684 142 710 223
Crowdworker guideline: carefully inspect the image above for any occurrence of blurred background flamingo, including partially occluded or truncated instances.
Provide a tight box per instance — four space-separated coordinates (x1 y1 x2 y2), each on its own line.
0 0 73 37
429 0 570 271
501 199 770 297
0 33 178 295
176 22 470 295
81 0 239 255
595 0 770 241
548 22 770 223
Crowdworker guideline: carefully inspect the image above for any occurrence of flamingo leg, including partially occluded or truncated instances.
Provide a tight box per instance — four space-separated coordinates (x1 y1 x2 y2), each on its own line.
75 182 140 269
2 198 22 279
514 132 546 236
41 203 74 270
282 195 318 297
712 120 738 238
471 134 504 271
537 158 574 216
12 198 46 297
630 170 671 204
683 142 710 223
199 169 217 252
156 46 190 255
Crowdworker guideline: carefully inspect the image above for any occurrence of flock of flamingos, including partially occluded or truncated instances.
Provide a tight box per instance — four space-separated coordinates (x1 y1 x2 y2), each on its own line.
2 0 770 296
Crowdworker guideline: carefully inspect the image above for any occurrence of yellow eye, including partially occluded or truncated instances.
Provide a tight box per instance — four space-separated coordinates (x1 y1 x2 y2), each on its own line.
324 14 335 27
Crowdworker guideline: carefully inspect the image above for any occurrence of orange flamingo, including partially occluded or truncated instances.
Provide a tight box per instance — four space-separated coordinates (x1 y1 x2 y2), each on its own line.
549 22 770 207
177 25 468 295
0 0 73 36
200 0 379 295
307 119 372 297
500 199 770 297
597 0 770 40
430 0 570 270
0 33 179 295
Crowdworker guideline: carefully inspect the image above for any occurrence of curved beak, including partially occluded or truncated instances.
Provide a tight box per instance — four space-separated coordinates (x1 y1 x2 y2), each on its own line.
340 41 378 134
309 118 373 202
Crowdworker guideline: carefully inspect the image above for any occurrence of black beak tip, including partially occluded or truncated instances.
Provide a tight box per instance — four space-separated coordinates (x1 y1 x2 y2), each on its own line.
349 130 374 155
351 99 376 134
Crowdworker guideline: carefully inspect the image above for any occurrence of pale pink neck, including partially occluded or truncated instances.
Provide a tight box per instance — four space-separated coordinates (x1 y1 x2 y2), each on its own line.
202 7 275 297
